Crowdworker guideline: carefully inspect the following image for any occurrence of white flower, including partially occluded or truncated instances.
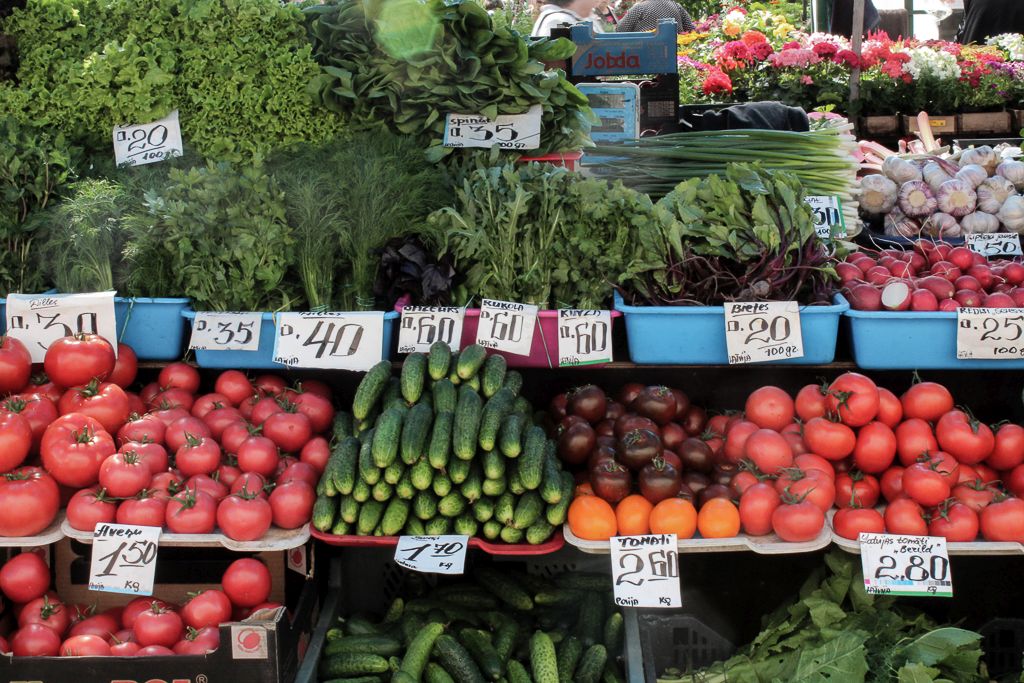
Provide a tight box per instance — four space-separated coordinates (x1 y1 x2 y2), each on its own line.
988 33 1024 61
904 47 961 81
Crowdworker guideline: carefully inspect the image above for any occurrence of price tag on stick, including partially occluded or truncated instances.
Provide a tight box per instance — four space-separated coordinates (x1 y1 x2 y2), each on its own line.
558 309 613 366
113 110 183 167
965 233 1023 257
188 312 262 351
6 292 118 363
956 308 1024 360
609 534 681 608
443 105 541 150
273 312 384 370
476 299 538 356
805 195 847 239
724 301 804 364
394 535 468 575
89 523 161 596
859 533 953 597
398 306 465 353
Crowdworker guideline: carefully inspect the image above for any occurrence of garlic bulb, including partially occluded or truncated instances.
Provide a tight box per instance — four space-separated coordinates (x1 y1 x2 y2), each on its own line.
921 212 959 238
976 176 1016 214
998 195 1024 234
884 209 920 238
961 146 998 175
923 162 955 193
936 179 977 218
882 156 922 185
955 164 988 189
997 160 1024 192
859 174 899 215
959 211 1000 234
897 180 937 218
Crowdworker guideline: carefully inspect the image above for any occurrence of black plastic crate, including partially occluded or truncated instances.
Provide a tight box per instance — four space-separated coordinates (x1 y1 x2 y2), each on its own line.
625 610 735 682
980 618 1024 678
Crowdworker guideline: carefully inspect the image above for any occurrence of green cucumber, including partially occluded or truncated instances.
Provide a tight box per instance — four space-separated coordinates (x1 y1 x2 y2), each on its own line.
458 628 503 681
384 460 405 485
331 410 355 442
454 385 483 460
478 388 515 452
518 426 547 490
497 414 525 458
319 653 389 678
539 448 563 505
410 456 434 491
398 621 444 679
482 519 502 540
358 431 381 485
371 409 403 468
480 353 507 398
371 479 392 502
357 499 385 535
425 517 450 535
428 341 452 381
447 456 471 485
502 370 523 397
352 477 371 503
432 473 453 497
438 491 467 518
401 402 433 465
329 518 351 535
574 645 607 683
512 491 543 530
453 512 478 536
413 490 439 520
340 495 360 524
481 450 505 480
529 631 559 683
495 492 516 526
472 496 495 523
556 636 584 683
500 526 524 544
507 660 531 683
475 568 533 611
312 494 335 531
434 634 486 683
526 520 555 545
428 411 454 470
380 498 410 535
481 477 506 497
352 361 392 421
324 634 402 657
332 436 360 495
404 517 426 535
456 344 487 380
400 353 427 404
603 612 623 658
546 472 575 526
459 463 483 503
432 378 458 414
395 470 416 500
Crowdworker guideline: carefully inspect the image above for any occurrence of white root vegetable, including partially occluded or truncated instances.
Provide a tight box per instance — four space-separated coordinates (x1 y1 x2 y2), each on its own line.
960 145 999 175
936 179 977 218
882 156 922 185
998 195 1024 234
997 160 1024 192
959 211 1000 234
923 161 955 193
955 164 988 189
884 209 921 238
859 174 899 215
897 180 937 218
921 212 960 238
976 176 1015 214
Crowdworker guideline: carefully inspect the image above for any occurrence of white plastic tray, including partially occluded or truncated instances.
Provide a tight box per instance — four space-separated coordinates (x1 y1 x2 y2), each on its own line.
0 514 64 547
827 509 1024 556
61 519 310 552
563 524 832 554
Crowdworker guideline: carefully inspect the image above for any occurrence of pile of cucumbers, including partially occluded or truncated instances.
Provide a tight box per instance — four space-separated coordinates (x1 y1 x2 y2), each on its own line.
312 343 572 544
317 568 625 683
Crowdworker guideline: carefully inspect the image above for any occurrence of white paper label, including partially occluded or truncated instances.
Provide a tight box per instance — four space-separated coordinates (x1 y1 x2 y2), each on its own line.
558 309 612 366
88 523 160 596
956 308 1024 359
476 299 539 356
609 534 681 608
188 312 262 351
443 105 541 150
398 306 464 353
113 110 183 167
393 535 468 575
272 312 384 370
724 301 804 364
965 232 1023 257
859 533 952 597
805 195 847 239
6 292 118 363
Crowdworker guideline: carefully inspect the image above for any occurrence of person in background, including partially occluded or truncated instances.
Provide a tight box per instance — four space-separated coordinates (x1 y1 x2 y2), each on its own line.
531 0 603 36
958 0 1024 44
615 0 694 33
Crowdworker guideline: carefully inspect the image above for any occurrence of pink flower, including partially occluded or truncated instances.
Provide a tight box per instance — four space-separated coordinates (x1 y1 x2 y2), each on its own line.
801 75 814 85
768 48 820 68
783 40 801 50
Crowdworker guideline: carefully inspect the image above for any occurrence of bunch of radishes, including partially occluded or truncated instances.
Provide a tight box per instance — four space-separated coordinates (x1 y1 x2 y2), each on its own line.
838 240 1024 311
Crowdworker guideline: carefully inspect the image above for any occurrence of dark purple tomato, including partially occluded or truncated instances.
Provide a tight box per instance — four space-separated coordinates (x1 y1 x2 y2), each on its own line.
639 457 683 503
670 389 691 419
558 422 596 466
698 483 734 508
682 471 711 495
616 428 662 471
595 419 615 438
676 482 695 502
660 423 686 452
615 414 658 441
587 445 617 471
568 385 606 424
712 462 739 486
634 386 677 426
549 393 568 421
682 405 708 435
590 461 632 503
604 401 626 422
617 383 644 408
678 437 714 474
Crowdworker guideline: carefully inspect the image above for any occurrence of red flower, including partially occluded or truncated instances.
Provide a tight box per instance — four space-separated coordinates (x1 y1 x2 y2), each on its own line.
702 69 734 95
812 42 839 59
834 49 860 69
783 40 801 50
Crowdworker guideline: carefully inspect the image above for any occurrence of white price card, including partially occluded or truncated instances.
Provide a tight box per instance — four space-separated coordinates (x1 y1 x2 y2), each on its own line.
859 533 952 597
476 299 539 356
557 309 613 366
805 195 847 239
609 534 681 608
188 312 262 351
956 308 1024 360
113 110 183 167
89 523 161 596
398 306 465 353
273 312 384 370
965 232 1023 257
394 535 468 575
723 301 804 364
443 105 541 150
6 291 118 363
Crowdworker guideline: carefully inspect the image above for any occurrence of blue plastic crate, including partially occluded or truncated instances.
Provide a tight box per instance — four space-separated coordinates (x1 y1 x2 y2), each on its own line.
842 293 1024 369
114 297 191 360
613 292 847 365
182 310 398 369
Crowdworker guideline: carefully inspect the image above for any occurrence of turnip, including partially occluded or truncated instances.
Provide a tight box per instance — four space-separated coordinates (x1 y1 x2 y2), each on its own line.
966 264 998 290
865 266 892 285
910 289 939 311
938 298 961 312
955 289 984 307
881 281 913 311
916 275 955 300
954 275 982 292
930 261 962 282
836 262 863 284
984 292 1016 309
946 247 974 271
844 283 882 311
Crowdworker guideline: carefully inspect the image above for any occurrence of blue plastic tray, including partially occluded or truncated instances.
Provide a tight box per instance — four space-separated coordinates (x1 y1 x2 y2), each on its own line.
115 297 191 360
182 310 398 369
613 291 848 365
842 293 1024 369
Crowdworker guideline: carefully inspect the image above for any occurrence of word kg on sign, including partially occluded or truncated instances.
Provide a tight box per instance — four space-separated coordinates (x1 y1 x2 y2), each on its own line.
609 533 681 608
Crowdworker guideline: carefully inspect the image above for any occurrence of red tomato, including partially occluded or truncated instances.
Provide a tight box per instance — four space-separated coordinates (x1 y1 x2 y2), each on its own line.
730 470 761 497
834 471 880 508
149 387 194 412
158 362 200 394
254 374 287 397
832 507 885 540
215 463 241 489
771 499 825 542
117 413 166 446
236 436 279 477
294 379 332 400
173 626 220 654
276 461 318 488
269 480 315 529
202 406 244 440
779 423 808 456
250 396 284 426
1006 464 1024 498
68 612 119 640
191 393 231 419
928 501 979 541
980 497 1024 542
738 482 780 536
827 372 879 427
299 436 330 474
24 375 63 404
134 644 176 656
20 595 70 635
794 383 828 421
935 410 995 465
165 488 217 534
900 381 954 422
186 473 229 502
164 416 212 453
0 551 50 604
116 493 167 527
11 623 61 656
66 487 118 531
925 450 961 485
744 386 794 431
988 423 1024 471
2 394 56 452
803 417 856 461
133 604 184 648
107 344 138 388
44 334 115 388
722 420 759 463
175 435 222 477
885 498 928 535
880 466 906 502
215 371 255 406
217 493 273 541
221 558 272 608
110 641 140 656
0 466 60 536
181 589 232 630
776 468 835 511
852 421 897 474
793 453 834 479
139 382 161 406
40 413 115 488
290 391 334 434
0 335 31 394
231 472 268 499
220 421 255 455
58 381 130 434
902 462 951 506
875 388 903 428
98 451 152 498
262 411 312 453
743 429 793 475
237 394 261 421
120 440 169 475
122 598 171 630
895 418 939 466
150 471 184 500
0 409 32 471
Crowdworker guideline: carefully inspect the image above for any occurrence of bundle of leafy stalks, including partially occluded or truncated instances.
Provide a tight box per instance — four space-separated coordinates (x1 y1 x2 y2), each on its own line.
659 552 987 683
621 163 837 306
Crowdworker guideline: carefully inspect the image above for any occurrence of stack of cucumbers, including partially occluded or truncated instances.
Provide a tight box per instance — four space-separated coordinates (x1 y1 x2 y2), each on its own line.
312 343 572 544
317 568 625 683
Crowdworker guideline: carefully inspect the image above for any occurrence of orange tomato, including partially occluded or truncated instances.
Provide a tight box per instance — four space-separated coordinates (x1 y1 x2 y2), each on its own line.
697 497 741 538
648 498 697 539
575 481 594 497
615 495 653 536
568 495 617 541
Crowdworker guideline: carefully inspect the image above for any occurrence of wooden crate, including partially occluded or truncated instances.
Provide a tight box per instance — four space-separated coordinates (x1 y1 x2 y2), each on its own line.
959 111 1013 135
902 114 958 135
860 115 900 137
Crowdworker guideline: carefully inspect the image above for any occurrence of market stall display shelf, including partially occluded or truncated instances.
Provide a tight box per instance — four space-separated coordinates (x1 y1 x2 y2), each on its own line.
827 510 1024 555
62 519 310 551
563 524 831 555
0 514 64 547
310 527 565 556
114 296 191 360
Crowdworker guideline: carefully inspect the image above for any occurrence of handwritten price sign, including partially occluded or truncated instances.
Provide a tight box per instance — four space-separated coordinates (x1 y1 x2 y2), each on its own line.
89 523 160 596
188 312 262 351
609 534 681 608
965 233 1023 257
723 301 804 364
956 308 1024 360
860 533 952 597
113 110 183 167
443 105 541 150
6 292 118 363
558 309 612 366
394 535 468 575
804 195 847 239
476 299 538 356
272 312 384 370
398 306 464 353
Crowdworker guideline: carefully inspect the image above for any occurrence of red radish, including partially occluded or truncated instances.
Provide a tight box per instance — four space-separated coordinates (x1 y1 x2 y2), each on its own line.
933 243 953 261
916 275 955 300
939 299 960 311
888 260 914 278
844 283 882 311
930 261 962 282
955 289 984 307
995 283 1014 294
910 289 939 311
983 292 1015 308
1011 288 1024 307
947 247 974 271
967 264 997 290
881 249 906 260
954 275 982 292
836 262 863 284
907 251 927 272
1003 262 1024 285
970 250 987 266
865 266 891 285
881 281 912 311
851 257 877 275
